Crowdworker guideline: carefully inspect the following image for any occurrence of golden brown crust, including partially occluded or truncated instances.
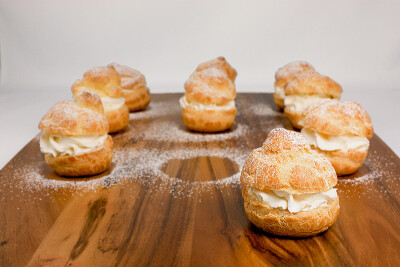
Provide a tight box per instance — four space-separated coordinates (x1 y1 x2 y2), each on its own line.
107 62 151 111
123 86 151 111
242 187 340 237
274 61 315 81
72 66 123 98
196 56 237 82
273 93 284 110
107 62 147 90
44 135 113 177
184 67 236 105
274 61 316 107
240 128 337 194
105 104 130 133
184 57 237 105
301 100 374 138
283 109 303 129
312 146 368 176
285 72 342 98
38 92 109 135
181 106 237 132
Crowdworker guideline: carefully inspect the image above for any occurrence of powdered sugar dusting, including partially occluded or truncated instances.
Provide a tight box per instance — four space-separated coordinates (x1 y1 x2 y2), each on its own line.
248 103 281 116
302 99 373 137
115 101 248 143
184 65 235 102
8 146 250 198
108 63 143 77
108 63 146 89
263 128 309 151
197 67 228 79
128 101 181 120
275 61 314 80
3 95 399 205
38 95 108 135
86 66 111 78
120 120 249 143
339 150 396 186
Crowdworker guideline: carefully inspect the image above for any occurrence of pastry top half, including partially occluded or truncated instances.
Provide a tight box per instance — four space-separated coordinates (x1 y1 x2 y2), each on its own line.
284 71 342 98
72 66 123 98
301 99 374 137
274 61 315 89
108 62 147 91
39 91 109 135
240 128 337 194
184 58 237 105
196 56 237 82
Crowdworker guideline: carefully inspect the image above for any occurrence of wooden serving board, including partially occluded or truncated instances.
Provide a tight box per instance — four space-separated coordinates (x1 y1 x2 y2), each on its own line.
1 93 400 266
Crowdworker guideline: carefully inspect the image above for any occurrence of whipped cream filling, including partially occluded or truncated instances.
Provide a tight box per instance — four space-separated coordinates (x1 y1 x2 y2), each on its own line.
40 132 107 157
179 96 235 111
284 94 330 113
302 128 369 152
100 96 125 111
247 186 337 213
275 86 285 99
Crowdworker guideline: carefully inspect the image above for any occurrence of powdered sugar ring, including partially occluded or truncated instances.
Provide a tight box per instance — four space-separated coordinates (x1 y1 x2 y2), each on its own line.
9 146 250 198
150 147 249 185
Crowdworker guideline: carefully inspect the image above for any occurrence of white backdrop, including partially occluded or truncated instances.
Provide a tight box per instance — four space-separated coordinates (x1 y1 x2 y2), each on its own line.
1 0 399 91
0 0 399 168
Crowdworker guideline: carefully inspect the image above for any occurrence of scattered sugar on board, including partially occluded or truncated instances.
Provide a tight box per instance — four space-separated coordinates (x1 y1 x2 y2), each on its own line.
118 101 249 142
8 146 250 199
338 150 398 198
132 121 249 142
247 103 281 117
129 101 181 120
4 98 399 203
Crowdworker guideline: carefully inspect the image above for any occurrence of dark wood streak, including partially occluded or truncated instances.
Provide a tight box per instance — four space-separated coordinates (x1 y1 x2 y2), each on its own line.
69 197 107 260
114 184 149 265
0 93 400 266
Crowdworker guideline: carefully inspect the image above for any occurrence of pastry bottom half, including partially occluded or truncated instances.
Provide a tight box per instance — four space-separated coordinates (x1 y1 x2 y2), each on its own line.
124 87 151 112
105 104 130 133
313 146 368 176
284 109 303 129
181 106 237 133
273 93 284 110
45 135 113 177
242 187 340 237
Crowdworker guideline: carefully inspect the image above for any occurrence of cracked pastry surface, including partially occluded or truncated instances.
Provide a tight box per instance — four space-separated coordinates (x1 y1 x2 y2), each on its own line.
240 128 339 237
39 92 113 177
274 61 315 109
283 71 342 129
72 66 129 133
300 99 373 175
108 62 151 112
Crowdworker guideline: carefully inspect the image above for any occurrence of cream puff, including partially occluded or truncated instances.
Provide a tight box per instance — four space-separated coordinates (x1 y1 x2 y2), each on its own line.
274 61 315 110
180 57 237 132
300 99 373 176
240 128 339 237
284 71 342 129
72 66 129 133
108 62 151 112
38 92 113 177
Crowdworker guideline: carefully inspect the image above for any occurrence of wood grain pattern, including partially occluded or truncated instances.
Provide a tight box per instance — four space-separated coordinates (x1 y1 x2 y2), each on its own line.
1 93 400 266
